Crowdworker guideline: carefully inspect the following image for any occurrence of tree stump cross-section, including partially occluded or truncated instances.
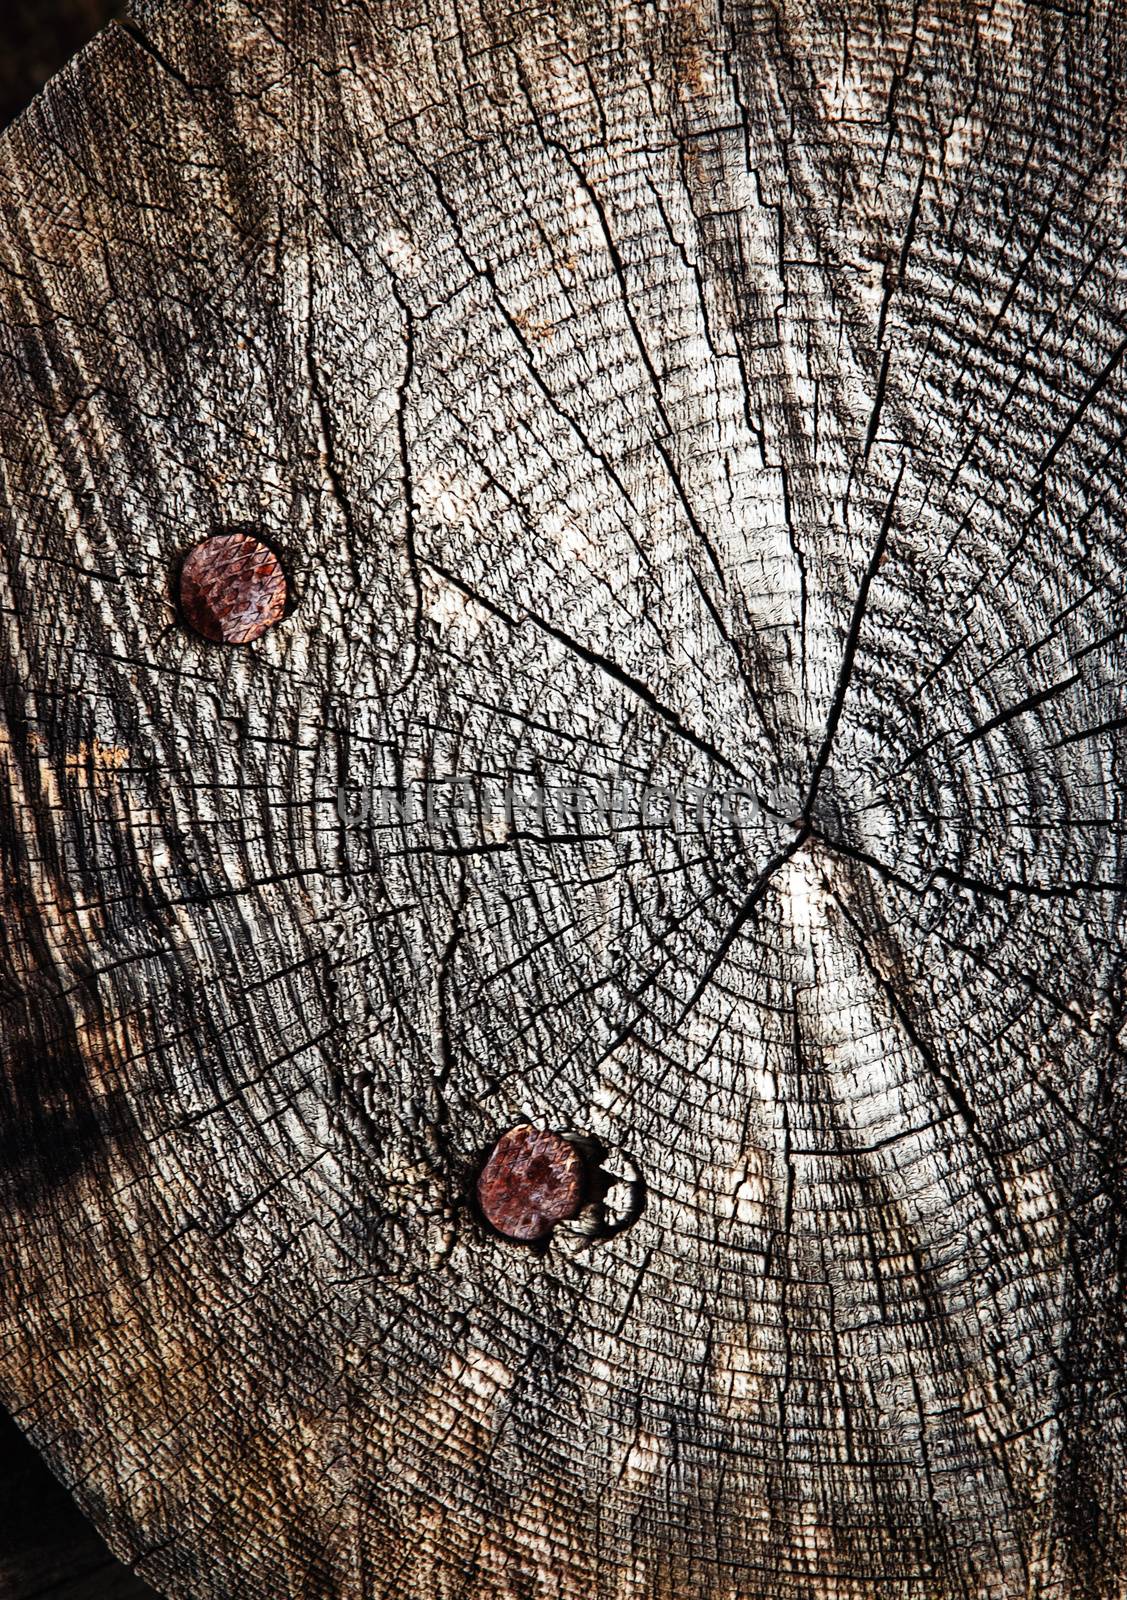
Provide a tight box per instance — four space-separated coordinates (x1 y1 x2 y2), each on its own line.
0 1 1124 1597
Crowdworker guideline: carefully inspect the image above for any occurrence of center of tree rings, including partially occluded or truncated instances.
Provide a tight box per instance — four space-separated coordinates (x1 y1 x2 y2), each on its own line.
178 532 287 644
476 1125 586 1242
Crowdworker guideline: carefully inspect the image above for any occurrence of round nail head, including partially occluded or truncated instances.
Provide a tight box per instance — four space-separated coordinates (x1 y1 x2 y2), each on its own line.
477 1125 585 1241
179 533 287 644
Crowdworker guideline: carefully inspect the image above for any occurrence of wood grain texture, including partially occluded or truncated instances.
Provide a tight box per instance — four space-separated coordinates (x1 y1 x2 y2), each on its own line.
0 1 1124 1597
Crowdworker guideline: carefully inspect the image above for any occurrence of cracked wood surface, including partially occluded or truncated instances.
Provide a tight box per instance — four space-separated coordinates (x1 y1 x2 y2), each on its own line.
0 0 1125 1597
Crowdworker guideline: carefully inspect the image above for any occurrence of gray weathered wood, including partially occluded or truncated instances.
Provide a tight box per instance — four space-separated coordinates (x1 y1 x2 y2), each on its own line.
0 0 1124 1596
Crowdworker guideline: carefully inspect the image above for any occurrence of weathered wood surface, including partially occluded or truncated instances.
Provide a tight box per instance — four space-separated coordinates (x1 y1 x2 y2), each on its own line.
0 1 1124 1597
0 11 147 1592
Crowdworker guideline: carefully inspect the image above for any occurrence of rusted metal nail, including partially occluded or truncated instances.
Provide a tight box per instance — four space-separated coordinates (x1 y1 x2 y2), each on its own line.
476 1124 586 1242
178 532 287 644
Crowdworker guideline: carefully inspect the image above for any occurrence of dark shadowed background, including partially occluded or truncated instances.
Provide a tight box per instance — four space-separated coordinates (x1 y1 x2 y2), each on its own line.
0 0 116 127
2 2 159 1595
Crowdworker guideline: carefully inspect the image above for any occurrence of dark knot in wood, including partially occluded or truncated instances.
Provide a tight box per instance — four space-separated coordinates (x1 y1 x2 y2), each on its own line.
178 533 286 644
476 1125 586 1241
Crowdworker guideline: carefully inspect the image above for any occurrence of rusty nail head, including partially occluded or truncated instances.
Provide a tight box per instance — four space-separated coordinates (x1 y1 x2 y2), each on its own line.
476 1125 585 1242
179 532 287 644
